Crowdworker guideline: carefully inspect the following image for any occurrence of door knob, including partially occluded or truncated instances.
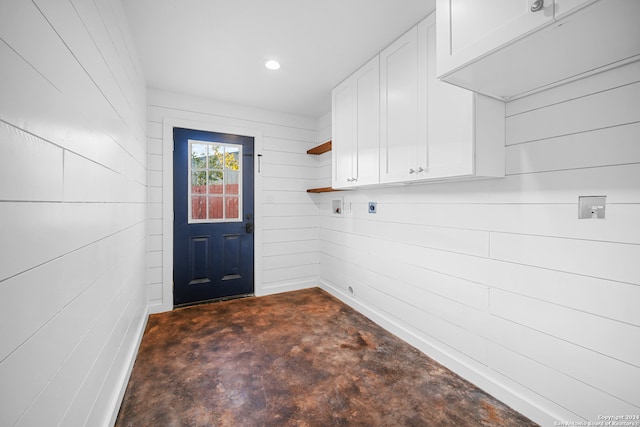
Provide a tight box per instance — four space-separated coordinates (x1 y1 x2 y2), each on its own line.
245 222 254 234
530 0 544 12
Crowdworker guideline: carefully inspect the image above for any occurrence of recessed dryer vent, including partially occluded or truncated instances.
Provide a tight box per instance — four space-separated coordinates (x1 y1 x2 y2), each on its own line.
332 198 343 217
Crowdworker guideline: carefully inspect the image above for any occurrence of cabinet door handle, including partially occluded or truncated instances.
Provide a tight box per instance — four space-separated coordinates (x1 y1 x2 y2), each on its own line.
417 166 425 173
346 178 353 182
530 0 544 12
409 168 415 174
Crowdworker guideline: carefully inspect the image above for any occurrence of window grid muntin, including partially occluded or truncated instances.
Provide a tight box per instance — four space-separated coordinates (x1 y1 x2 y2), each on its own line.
188 139 242 223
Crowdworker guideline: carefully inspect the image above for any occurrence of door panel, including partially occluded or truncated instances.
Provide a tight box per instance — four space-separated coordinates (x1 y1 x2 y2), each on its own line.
380 26 419 183
331 79 355 188
222 233 241 280
425 17 475 178
437 0 554 78
189 236 211 285
555 0 597 19
354 56 380 186
173 127 254 306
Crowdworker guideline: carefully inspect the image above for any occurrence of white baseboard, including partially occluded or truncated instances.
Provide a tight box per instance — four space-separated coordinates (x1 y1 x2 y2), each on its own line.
256 278 318 297
148 298 171 314
105 305 149 427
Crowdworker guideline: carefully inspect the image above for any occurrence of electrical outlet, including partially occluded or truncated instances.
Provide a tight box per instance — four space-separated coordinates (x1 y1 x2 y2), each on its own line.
368 202 377 214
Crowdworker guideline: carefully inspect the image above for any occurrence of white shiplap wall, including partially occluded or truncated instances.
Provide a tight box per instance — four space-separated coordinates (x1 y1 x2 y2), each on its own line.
0 0 148 426
146 89 321 312
317 61 640 425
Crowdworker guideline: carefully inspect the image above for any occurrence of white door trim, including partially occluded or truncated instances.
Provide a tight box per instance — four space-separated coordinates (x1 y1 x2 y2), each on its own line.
156 117 263 313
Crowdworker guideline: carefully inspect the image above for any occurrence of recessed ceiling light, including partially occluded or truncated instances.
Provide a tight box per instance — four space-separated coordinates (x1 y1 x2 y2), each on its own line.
265 60 280 71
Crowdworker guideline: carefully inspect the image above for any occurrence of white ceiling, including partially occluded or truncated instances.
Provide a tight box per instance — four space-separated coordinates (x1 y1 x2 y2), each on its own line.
122 0 436 119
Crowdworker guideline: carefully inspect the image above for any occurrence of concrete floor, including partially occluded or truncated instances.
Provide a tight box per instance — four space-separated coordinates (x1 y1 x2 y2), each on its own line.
115 288 538 426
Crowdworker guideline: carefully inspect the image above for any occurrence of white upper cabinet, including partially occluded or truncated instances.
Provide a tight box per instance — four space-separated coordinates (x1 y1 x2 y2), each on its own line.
332 12 505 189
379 14 505 185
437 0 640 100
332 78 355 189
332 56 380 189
436 0 555 79
379 26 421 184
422 16 505 180
354 57 380 187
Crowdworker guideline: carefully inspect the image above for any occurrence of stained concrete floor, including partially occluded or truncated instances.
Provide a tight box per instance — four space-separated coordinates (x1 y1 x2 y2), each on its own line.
115 288 538 427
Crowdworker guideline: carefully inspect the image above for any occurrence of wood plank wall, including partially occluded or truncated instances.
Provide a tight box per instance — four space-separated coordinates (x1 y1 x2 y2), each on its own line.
0 0 148 426
146 90 321 311
317 61 640 425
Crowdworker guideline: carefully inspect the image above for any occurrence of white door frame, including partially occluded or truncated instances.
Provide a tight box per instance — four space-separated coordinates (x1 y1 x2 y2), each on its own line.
157 117 263 313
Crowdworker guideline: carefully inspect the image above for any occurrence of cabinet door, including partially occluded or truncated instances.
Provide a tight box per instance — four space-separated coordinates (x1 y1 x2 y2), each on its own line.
331 78 355 189
436 0 554 78
380 26 419 184
353 56 380 186
423 16 475 179
555 0 597 19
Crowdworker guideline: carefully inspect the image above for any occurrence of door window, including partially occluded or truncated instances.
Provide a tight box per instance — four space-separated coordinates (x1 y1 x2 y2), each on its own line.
188 140 242 223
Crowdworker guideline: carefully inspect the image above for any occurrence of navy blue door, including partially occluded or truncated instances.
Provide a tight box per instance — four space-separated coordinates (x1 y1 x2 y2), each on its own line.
173 127 254 306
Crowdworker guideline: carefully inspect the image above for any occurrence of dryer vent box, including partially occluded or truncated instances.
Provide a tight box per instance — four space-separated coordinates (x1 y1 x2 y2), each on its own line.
332 198 343 217
578 196 606 219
